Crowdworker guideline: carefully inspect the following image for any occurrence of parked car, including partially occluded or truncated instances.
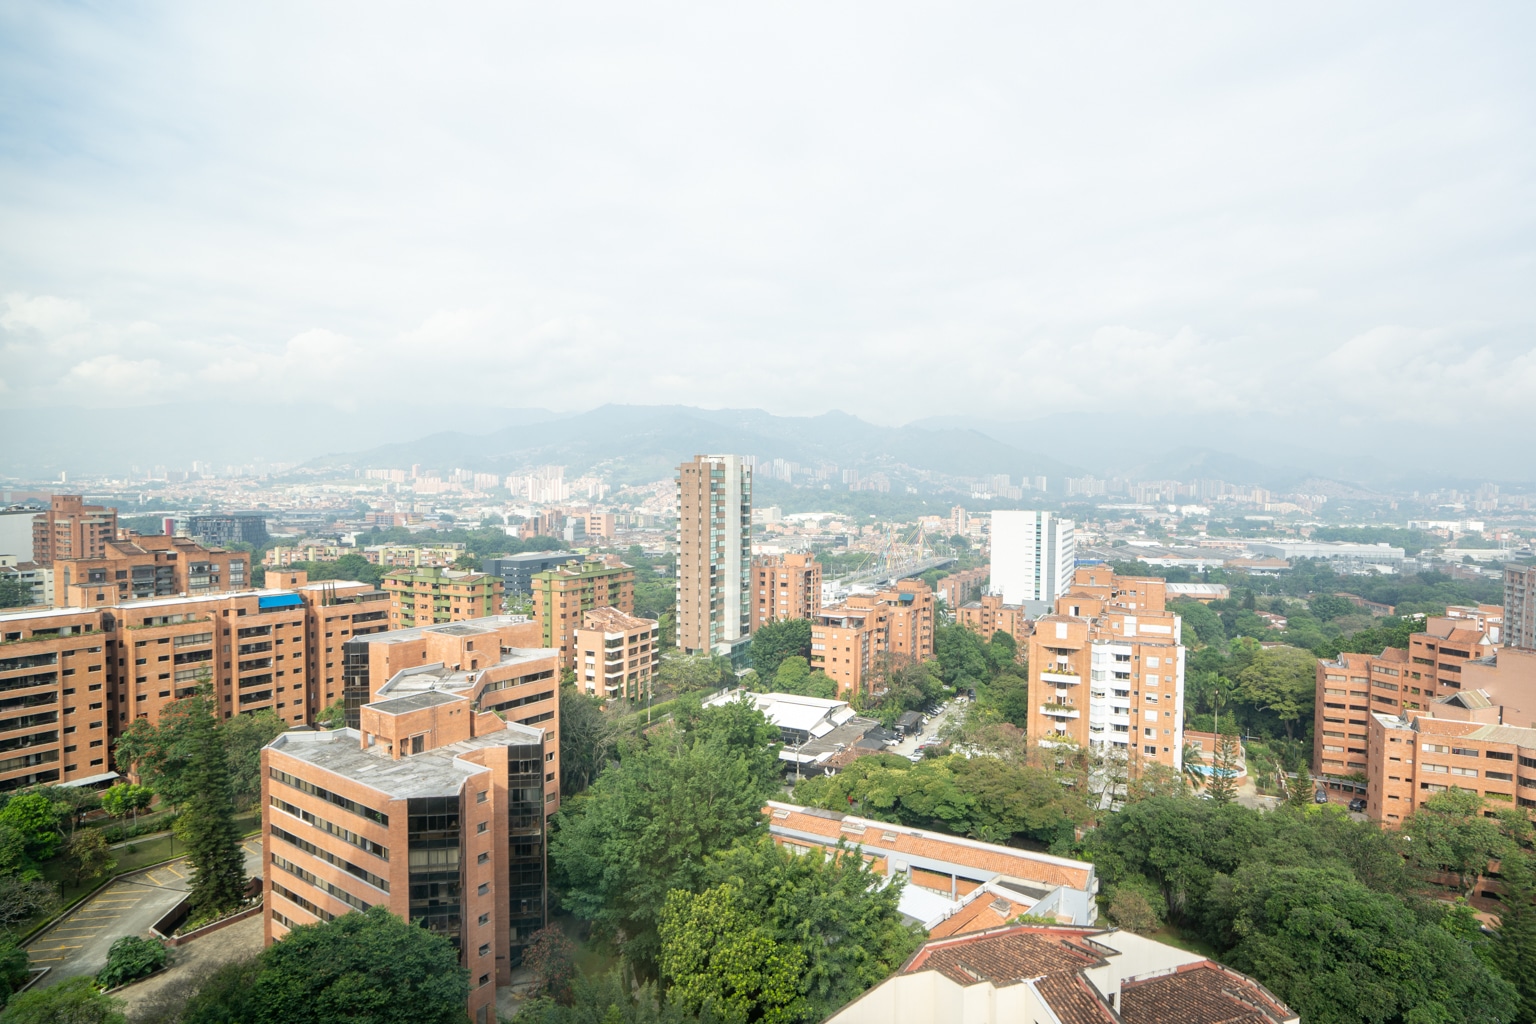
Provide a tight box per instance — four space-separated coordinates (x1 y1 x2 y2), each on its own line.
1314 789 1329 804
1348 797 1367 813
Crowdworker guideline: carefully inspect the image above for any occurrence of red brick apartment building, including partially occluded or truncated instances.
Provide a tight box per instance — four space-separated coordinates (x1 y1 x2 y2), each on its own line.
750 553 822 630
529 558 635 669
810 580 935 697
1313 606 1501 782
573 607 659 701
335 616 560 814
955 593 1030 647
53 535 248 608
1025 567 1187 776
262 690 551 1024
31 494 117 567
1356 646 1536 827
937 565 989 609
0 569 399 792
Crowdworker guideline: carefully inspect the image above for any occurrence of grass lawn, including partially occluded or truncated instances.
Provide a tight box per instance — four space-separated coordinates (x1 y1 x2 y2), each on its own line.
1148 924 1219 959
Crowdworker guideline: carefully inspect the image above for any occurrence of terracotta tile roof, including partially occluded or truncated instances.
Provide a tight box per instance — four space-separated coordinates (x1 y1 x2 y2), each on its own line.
1121 961 1295 1024
1036 971 1119 1024
906 926 1105 985
765 801 1095 890
926 891 1030 939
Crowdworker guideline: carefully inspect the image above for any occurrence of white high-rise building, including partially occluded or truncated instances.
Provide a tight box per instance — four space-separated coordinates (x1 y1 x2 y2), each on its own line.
990 511 1075 609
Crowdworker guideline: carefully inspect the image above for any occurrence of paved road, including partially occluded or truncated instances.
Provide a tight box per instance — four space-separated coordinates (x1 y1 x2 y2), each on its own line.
28 838 263 986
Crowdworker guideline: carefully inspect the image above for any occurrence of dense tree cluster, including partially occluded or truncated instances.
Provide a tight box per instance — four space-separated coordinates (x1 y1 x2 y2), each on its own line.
1084 795 1522 1024
542 698 918 1023
792 751 1091 851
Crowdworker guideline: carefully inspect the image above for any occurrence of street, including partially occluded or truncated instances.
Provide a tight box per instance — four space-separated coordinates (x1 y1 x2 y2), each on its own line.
888 700 962 758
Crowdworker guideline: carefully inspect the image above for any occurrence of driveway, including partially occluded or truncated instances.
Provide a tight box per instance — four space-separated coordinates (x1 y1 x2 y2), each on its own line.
890 702 961 758
28 838 263 986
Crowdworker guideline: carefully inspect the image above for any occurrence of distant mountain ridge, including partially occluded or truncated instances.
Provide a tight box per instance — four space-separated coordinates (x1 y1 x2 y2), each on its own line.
301 405 1083 487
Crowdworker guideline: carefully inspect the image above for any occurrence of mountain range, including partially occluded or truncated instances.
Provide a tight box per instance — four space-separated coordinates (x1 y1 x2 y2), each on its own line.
2 402 1521 494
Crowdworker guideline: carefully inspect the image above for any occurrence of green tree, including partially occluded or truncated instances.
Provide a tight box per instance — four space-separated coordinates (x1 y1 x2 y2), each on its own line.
749 619 812 679
64 829 115 886
656 654 732 696
177 958 262 1024
0 976 126 1024
0 577 29 610
701 837 920 1017
221 709 289 809
0 934 28 1009
315 699 346 729
560 685 617 796
1205 735 1240 806
1492 840 1536 1022
1403 789 1504 897
658 884 806 1024
0 794 61 864
934 625 988 690
96 936 167 989
1235 645 1316 739
249 906 468 1024
99 783 154 826
178 689 247 918
1210 863 1518 1024
551 724 777 973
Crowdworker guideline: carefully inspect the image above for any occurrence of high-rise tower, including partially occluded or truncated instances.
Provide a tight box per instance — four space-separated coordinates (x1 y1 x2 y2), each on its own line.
676 455 752 657
990 510 1076 611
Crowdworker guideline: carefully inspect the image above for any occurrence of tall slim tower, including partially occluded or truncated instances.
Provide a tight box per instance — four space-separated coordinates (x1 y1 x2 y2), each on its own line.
1506 565 1536 650
676 455 752 657
990 510 1075 609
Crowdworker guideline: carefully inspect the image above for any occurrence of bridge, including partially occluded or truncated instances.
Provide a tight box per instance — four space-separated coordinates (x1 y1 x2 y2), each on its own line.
835 555 956 588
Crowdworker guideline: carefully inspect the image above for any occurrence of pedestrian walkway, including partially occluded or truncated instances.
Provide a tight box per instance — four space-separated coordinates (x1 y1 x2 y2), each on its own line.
27 838 263 986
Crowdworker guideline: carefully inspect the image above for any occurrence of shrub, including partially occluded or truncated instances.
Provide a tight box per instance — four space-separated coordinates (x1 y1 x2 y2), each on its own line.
96 936 167 989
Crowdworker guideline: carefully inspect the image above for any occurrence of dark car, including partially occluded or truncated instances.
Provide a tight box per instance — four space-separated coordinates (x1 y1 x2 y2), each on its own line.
1314 789 1329 804
1348 797 1367 813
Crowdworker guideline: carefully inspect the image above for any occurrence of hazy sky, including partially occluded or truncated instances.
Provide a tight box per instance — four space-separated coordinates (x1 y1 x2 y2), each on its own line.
1 3 1533 444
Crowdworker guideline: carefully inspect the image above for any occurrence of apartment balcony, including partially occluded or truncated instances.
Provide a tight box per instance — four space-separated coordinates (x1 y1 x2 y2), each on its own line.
1039 703 1081 719
1040 671 1081 685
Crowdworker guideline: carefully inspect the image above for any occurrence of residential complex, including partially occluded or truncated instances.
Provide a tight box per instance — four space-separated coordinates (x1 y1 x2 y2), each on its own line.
750 552 822 630
31 494 118 567
362 543 466 568
826 923 1297 1024
1312 605 1502 781
529 558 635 668
935 565 988 609
1026 567 1186 775
811 580 936 697
262 689 552 1024
263 544 346 567
955 594 1030 646
989 511 1075 611
382 567 503 629
676 454 752 657
572 607 660 701
53 535 248 608
0 575 393 792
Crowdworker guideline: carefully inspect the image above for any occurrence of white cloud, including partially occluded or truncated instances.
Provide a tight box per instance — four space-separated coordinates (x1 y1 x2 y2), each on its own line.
0 2 1531 462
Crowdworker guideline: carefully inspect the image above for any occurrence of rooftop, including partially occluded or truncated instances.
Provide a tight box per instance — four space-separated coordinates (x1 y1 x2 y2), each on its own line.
267 719 546 800
349 615 535 647
581 607 656 632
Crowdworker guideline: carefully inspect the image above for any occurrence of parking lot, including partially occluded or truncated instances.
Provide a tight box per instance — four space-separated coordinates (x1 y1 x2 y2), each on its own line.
889 699 963 758
28 838 263 987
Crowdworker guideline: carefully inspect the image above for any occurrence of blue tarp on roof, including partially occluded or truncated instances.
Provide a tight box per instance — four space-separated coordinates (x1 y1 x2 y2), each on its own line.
258 593 303 611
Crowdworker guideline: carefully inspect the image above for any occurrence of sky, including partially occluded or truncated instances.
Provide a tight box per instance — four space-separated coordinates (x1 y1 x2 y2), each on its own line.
1 3 1533 458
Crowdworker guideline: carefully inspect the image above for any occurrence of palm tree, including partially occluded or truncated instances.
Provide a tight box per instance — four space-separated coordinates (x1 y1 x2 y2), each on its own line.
1181 743 1206 793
